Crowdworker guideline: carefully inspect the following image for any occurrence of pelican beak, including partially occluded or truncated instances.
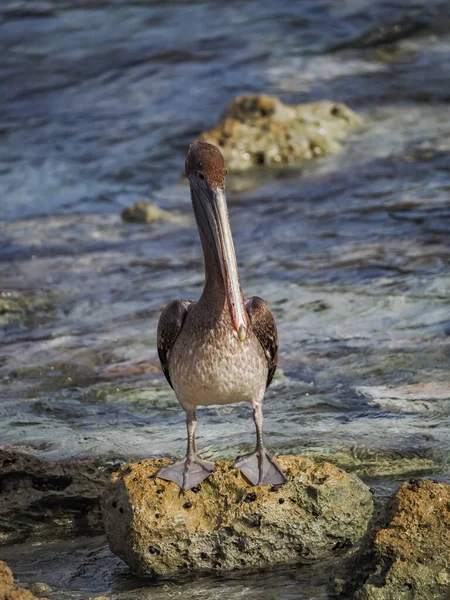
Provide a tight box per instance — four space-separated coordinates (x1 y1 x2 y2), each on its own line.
210 188 248 342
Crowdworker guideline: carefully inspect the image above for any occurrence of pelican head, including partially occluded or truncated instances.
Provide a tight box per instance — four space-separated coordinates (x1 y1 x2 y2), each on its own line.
185 142 247 342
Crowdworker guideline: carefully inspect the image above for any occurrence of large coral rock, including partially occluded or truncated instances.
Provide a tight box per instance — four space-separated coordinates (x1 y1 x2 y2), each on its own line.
355 479 450 599
0 561 44 600
197 94 361 172
102 456 373 576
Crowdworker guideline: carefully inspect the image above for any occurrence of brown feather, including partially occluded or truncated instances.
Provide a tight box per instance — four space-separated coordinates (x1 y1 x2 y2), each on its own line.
157 299 192 389
246 296 278 388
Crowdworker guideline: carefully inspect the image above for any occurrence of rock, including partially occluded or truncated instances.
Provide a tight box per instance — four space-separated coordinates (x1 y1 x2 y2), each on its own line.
28 583 52 597
0 561 44 600
0 447 113 544
353 479 450 599
102 456 373 576
121 201 180 224
0 291 54 328
197 94 361 172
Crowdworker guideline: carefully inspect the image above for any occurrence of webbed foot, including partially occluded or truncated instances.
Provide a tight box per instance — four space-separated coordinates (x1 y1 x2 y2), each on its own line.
234 450 286 486
156 455 215 491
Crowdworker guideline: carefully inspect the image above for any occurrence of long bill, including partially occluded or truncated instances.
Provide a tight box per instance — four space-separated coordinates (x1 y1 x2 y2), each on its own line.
211 188 248 342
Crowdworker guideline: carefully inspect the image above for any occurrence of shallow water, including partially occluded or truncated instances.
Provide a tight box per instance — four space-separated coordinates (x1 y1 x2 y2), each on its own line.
5 535 339 600
1 0 450 598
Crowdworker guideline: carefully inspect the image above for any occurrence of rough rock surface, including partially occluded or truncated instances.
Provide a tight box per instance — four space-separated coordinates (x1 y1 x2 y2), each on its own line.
353 479 450 599
0 561 44 600
197 94 361 172
0 447 112 544
102 456 373 576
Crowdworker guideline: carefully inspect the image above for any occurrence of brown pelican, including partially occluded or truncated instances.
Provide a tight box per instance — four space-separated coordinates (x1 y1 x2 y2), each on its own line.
156 142 285 491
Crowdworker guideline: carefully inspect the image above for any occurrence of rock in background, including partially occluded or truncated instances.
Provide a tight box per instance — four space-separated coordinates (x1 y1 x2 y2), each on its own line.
121 201 182 225
197 94 361 172
102 455 373 576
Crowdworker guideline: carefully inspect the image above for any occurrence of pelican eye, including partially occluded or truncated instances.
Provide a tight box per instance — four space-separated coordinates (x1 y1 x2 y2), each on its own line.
198 172 205 180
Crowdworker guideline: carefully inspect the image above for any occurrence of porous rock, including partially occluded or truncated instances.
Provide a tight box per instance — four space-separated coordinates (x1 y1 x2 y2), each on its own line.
0 561 44 600
197 94 361 172
102 456 373 576
354 479 450 599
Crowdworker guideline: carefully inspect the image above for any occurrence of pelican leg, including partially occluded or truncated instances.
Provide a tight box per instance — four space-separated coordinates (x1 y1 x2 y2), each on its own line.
157 410 215 491
234 403 286 486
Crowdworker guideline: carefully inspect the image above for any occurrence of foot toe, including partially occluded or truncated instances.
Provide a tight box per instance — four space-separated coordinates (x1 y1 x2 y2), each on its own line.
196 458 215 472
156 457 216 491
234 452 286 486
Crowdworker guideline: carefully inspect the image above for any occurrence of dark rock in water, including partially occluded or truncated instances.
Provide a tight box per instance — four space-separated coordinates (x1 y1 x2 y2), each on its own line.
339 479 450 599
121 201 180 224
0 291 54 328
101 456 373 576
0 447 112 545
27 583 52 597
0 560 44 600
331 18 426 51
196 94 360 173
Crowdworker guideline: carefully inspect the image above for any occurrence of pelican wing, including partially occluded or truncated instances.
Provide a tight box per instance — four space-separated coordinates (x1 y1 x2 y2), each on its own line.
157 299 192 389
246 296 278 388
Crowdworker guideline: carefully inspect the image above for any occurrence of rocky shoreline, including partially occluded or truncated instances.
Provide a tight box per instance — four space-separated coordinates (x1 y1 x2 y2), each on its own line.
1 447 449 598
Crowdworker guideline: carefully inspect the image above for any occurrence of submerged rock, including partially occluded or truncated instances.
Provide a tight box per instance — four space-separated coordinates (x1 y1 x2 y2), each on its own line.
358 382 450 414
0 447 112 545
306 446 435 478
0 290 54 328
102 456 373 576
331 17 426 51
197 94 361 172
351 479 450 599
0 561 44 600
121 200 180 224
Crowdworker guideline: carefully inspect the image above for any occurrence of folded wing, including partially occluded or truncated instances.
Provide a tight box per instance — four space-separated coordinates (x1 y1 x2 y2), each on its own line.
157 299 192 389
246 296 278 388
